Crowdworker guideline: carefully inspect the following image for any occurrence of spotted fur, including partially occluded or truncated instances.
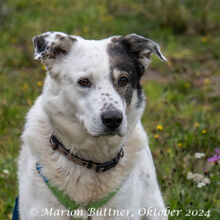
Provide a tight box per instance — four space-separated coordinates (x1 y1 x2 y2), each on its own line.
18 32 168 220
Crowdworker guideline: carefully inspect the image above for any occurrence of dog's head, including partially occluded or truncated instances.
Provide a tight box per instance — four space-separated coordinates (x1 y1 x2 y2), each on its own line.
33 32 166 138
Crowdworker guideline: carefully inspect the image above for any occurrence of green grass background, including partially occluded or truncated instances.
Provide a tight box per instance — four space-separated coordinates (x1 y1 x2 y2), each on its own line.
0 0 220 219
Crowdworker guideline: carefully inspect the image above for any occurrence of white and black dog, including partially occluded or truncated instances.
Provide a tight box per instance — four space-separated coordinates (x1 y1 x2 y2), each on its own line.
18 32 168 220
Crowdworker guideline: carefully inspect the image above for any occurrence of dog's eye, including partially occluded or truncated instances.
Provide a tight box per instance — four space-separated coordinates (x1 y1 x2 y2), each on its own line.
118 76 129 87
78 78 91 88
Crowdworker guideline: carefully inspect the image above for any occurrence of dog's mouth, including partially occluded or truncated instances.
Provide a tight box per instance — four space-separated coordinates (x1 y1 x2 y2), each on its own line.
87 128 125 137
92 130 124 137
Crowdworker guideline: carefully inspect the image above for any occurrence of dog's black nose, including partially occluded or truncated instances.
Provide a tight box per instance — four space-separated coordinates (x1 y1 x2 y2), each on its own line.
101 110 123 130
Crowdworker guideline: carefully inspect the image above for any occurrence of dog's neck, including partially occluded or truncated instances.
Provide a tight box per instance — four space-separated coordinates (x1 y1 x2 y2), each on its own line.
49 115 128 163
23 97 144 203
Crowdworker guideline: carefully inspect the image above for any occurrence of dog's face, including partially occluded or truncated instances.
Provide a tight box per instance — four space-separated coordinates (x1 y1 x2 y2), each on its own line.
33 32 166 138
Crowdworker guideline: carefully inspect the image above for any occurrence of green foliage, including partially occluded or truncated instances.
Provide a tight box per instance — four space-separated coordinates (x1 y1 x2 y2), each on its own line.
0 0 220 219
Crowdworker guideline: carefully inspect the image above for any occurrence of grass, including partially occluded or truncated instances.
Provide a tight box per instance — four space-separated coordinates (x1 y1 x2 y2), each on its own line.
0 0 220 219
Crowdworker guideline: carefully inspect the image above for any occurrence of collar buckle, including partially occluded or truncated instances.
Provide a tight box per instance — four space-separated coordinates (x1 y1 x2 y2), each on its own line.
50 136 59 150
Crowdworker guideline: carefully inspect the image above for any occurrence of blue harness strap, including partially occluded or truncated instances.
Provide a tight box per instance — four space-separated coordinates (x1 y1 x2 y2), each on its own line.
12 196 19 220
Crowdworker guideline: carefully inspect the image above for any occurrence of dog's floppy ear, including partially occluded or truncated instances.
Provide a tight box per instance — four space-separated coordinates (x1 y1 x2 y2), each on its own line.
125 33 167 69
32 32 76 68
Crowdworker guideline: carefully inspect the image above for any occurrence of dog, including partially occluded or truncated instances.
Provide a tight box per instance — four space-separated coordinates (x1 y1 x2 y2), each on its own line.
18 32 168 220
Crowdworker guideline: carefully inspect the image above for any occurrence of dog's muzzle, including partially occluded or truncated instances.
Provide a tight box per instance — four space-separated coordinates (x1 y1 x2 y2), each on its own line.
101 110 123 130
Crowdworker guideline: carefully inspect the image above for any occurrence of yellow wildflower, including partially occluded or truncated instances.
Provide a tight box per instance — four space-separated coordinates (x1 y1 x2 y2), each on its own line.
202 129 207 134
201 36 208 43
22 83 28 91
37 81 43 87
194 122 200 128
203 78 210 84
42 65 46 71
178 142 183 147
154 134 159 139
184 82 190 88
157 125 163 130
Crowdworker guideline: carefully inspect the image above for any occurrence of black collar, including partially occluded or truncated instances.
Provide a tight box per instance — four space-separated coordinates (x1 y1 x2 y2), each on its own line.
49 135 124 173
